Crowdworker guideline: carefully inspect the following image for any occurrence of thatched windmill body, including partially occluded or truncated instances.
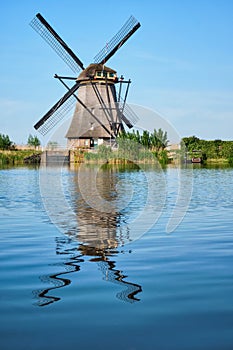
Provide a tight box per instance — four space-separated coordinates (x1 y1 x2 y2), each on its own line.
30 13 140 148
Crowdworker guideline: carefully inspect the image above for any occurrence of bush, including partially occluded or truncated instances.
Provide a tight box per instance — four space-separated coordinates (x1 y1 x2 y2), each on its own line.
97 144 112 160
0 150 42 165
27 134 41 149
84 152 98 161
0 134 13 150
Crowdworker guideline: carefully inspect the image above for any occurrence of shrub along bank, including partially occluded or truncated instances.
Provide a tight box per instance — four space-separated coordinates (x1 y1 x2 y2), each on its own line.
182 136 233 164
83 143 169 165
0 150 42 165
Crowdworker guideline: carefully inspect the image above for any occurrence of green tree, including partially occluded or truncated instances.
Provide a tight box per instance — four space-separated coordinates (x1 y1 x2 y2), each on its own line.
27 134 41 149
141 130 151 148
0 133 13 150
182 136 200 151
157 128 169 150
151 128 169 151
222 141 233 160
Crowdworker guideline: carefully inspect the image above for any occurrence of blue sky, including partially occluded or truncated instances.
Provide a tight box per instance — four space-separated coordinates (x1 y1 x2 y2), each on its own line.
1 0 233 144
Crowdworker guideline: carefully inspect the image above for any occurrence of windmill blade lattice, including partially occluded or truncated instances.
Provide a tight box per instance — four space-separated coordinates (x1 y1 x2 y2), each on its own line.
30 13 84 74
93 15 140 65
35 95 76 136
34 82 80 135
118 101 139 128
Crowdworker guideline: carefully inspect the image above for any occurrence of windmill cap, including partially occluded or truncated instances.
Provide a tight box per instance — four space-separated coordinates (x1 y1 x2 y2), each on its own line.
76 63 116 81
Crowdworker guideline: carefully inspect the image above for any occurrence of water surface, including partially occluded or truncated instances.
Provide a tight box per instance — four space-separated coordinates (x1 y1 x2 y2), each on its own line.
1 164 233 350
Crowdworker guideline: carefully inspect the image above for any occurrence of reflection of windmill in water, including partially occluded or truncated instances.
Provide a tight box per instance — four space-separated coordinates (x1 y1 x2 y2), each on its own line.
34 166 142 306
30 13 140 146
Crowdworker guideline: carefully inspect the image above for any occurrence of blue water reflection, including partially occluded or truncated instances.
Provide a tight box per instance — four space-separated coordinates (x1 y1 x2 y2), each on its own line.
34 237 142 306
1 164 233 350
34 164 155 305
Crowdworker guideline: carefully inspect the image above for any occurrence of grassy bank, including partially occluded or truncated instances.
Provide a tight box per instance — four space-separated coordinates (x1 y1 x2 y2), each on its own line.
79 145 170 165
0 150 42 165
205 158 229 164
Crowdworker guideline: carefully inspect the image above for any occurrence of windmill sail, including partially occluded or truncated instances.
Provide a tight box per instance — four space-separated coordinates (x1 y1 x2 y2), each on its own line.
117 99 139 128
119 104 139 129
34 82 80 135
93 15 140 65
30 12 141 138
30 13 84 73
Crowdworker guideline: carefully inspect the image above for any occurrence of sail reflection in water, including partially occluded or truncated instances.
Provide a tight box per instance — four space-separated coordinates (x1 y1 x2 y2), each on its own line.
34 163 164 306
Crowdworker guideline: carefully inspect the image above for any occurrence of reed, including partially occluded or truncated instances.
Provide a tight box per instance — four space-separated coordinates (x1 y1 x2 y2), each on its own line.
0 150 42 165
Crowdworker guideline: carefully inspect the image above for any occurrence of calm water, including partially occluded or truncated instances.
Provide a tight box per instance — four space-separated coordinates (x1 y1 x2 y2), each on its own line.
1 164 233 350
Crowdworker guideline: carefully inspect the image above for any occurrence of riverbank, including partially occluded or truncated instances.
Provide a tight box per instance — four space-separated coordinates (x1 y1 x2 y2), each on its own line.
72 146 170 165
0 150 42 165
1 148 232 167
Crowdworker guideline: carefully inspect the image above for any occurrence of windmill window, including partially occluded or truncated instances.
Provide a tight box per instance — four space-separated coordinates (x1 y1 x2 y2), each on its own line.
109 73 115 77
96 72 102 77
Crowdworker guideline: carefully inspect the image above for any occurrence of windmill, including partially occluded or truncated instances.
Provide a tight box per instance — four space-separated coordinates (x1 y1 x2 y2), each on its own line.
30 13 141 148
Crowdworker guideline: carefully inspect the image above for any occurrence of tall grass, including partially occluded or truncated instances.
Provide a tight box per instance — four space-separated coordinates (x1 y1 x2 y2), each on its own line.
0 150 41 165
83 144 169 165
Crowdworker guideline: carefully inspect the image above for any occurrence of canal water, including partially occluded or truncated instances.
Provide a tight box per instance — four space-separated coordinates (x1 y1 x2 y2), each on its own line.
1 164 233 350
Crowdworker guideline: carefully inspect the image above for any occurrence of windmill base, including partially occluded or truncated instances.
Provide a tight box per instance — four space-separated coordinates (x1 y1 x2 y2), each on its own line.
67 137 114 150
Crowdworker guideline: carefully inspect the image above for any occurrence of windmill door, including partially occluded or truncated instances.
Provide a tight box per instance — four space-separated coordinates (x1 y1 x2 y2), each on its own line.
90 138 94 148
